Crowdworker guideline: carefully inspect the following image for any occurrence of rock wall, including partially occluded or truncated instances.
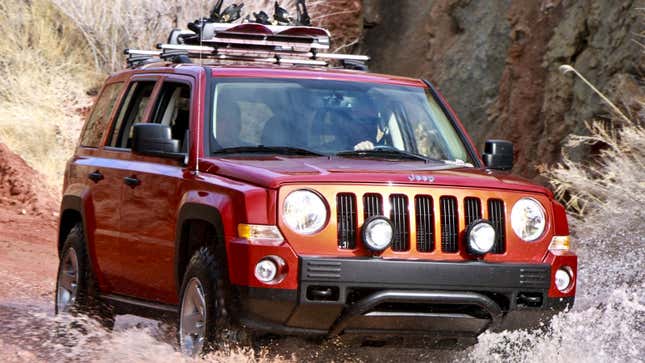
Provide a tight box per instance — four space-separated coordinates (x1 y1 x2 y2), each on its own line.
360 0 643 180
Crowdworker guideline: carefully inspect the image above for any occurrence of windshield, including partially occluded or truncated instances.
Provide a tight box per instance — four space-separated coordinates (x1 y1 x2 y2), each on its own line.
210 78 474 164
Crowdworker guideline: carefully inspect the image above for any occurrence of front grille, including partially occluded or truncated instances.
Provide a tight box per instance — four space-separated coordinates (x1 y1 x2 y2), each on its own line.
337 193 356 249
488 199 506 254
415 195 434 252
440 196 459 253
335 192 508 254
363 193 383 219
464 197 482 225
389 194 410 251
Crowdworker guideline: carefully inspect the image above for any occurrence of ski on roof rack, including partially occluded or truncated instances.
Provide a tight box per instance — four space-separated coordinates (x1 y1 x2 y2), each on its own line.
124 1 368 71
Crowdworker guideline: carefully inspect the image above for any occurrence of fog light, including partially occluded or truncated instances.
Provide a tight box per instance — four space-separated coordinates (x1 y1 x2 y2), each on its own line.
555 267 573 292
254 258 278 283
361 216 394 252
466 220 496 255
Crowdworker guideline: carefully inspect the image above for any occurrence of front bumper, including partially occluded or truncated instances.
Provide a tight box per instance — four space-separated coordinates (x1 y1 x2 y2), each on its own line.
235 257 575 338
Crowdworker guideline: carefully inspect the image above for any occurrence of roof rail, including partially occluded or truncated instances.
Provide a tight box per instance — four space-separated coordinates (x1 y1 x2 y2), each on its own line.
124 23 369 70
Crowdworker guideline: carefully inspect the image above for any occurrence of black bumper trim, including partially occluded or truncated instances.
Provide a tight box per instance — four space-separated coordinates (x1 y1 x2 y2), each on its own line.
233 257 573 337
301 257 551 290
328 290 503 336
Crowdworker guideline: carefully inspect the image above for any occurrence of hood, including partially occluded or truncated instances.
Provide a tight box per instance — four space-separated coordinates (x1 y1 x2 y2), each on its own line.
199 156 552 196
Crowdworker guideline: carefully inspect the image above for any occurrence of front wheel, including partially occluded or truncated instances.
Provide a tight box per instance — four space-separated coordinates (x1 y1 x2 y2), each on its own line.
178 247 230 356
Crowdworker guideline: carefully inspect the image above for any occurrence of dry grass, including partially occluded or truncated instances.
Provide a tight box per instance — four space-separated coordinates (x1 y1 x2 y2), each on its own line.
0 0 100 190
547 119 645 215
543 64 644 234
51 0 210 73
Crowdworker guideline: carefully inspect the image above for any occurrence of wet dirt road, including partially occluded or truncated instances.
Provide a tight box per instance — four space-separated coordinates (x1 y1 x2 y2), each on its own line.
0 214 459 362
0 213 643 362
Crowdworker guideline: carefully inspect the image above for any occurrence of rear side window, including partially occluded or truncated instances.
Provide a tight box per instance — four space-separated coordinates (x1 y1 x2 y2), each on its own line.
107 81 156 148
80 82 123 147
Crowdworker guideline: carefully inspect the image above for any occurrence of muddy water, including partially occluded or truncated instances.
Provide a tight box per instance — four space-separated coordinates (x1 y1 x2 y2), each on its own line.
0 218 643 362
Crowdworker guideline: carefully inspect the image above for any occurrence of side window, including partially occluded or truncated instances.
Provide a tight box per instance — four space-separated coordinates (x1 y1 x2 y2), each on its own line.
107 81 156 148
79 82 123 147
151 82 191 153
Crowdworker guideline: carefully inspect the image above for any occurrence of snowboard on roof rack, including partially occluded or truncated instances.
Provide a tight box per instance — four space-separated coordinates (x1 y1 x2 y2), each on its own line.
171 23 331 50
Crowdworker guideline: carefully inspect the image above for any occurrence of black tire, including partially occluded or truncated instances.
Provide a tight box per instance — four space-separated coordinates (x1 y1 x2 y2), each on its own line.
55 223 115 329
178 247 231 355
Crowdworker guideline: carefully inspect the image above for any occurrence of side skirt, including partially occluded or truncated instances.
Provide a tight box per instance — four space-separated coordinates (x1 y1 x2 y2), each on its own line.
101 294 178 320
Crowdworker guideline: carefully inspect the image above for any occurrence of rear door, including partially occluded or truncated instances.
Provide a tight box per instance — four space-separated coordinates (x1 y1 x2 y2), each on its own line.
92 77 160 291
69 80 125 292
116 75 194 303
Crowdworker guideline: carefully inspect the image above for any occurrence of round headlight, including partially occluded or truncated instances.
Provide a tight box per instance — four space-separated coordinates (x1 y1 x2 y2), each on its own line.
362 216 394 252
466 220 496 255
511 198 546 241
282 190 327 234
554 267 573 292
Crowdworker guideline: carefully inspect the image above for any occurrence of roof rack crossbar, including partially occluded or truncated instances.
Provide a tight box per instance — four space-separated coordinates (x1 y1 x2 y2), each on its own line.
155 43 368 62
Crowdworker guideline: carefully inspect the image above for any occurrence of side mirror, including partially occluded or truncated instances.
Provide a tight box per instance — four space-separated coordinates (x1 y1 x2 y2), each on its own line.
132 123 183 159
482 139 513 171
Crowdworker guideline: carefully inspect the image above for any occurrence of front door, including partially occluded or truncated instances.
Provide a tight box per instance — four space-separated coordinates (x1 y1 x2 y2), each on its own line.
117 77 194 303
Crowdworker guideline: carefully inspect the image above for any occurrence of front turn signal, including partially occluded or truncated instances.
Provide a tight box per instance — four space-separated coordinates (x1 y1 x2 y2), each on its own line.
549 235 571 251
238 224 284 246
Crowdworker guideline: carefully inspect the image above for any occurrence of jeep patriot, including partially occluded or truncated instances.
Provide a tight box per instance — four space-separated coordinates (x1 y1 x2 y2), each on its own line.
55 21 577 355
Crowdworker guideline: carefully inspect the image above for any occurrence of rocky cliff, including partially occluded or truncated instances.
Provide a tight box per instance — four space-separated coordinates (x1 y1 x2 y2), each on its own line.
359 0 643 180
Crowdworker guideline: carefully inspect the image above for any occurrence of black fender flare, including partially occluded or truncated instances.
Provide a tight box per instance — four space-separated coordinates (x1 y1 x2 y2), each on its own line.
174 202 226 286
59 194 88 256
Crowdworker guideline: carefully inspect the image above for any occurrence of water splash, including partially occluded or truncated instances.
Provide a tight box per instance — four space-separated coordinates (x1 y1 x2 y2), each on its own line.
1 214 643 362
467 211 645 363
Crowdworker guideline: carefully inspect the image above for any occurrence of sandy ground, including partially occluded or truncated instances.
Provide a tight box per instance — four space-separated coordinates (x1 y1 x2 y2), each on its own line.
0 214 58 304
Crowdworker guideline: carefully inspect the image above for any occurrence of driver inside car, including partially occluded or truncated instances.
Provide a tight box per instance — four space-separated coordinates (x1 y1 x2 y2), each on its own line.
352 113 390 151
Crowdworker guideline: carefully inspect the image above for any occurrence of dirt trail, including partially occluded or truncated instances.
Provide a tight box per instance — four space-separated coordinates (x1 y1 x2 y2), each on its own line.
0 143 58 306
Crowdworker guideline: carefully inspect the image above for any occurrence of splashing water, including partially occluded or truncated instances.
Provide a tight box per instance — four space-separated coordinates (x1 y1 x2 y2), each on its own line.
1 211 643 363
467 211 645 363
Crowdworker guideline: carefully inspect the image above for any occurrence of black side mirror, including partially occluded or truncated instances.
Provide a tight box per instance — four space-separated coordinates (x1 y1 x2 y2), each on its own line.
482 139 513 171
132 123 183 160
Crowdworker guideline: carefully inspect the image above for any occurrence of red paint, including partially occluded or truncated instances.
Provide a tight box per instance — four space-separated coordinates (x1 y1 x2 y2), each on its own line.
543 251 578 298
227 238 299 289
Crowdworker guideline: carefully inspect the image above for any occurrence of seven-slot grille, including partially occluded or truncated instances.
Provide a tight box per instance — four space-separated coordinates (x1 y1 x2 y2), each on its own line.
336 193 507 253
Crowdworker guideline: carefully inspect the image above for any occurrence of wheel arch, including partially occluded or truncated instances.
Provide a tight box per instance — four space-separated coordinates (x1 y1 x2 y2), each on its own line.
175 202 227 288
59 194 87 257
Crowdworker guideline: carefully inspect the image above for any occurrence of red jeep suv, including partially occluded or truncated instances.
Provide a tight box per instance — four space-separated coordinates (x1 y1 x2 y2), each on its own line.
55 21 577 355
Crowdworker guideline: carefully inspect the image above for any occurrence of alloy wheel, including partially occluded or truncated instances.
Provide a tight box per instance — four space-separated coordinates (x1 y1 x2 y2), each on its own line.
56 248 79 313
180 277 207 356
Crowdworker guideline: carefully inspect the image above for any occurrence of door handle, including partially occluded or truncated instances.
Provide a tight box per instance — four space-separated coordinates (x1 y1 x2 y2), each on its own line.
88 171 104 183
123 176 141 188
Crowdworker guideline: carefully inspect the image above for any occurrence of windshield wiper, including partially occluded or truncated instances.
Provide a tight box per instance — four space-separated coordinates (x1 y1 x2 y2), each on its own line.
336 146 433 163
213 145 324 156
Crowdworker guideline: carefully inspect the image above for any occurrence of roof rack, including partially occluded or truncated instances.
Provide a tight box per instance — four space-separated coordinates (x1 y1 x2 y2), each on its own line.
125 23 369 70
